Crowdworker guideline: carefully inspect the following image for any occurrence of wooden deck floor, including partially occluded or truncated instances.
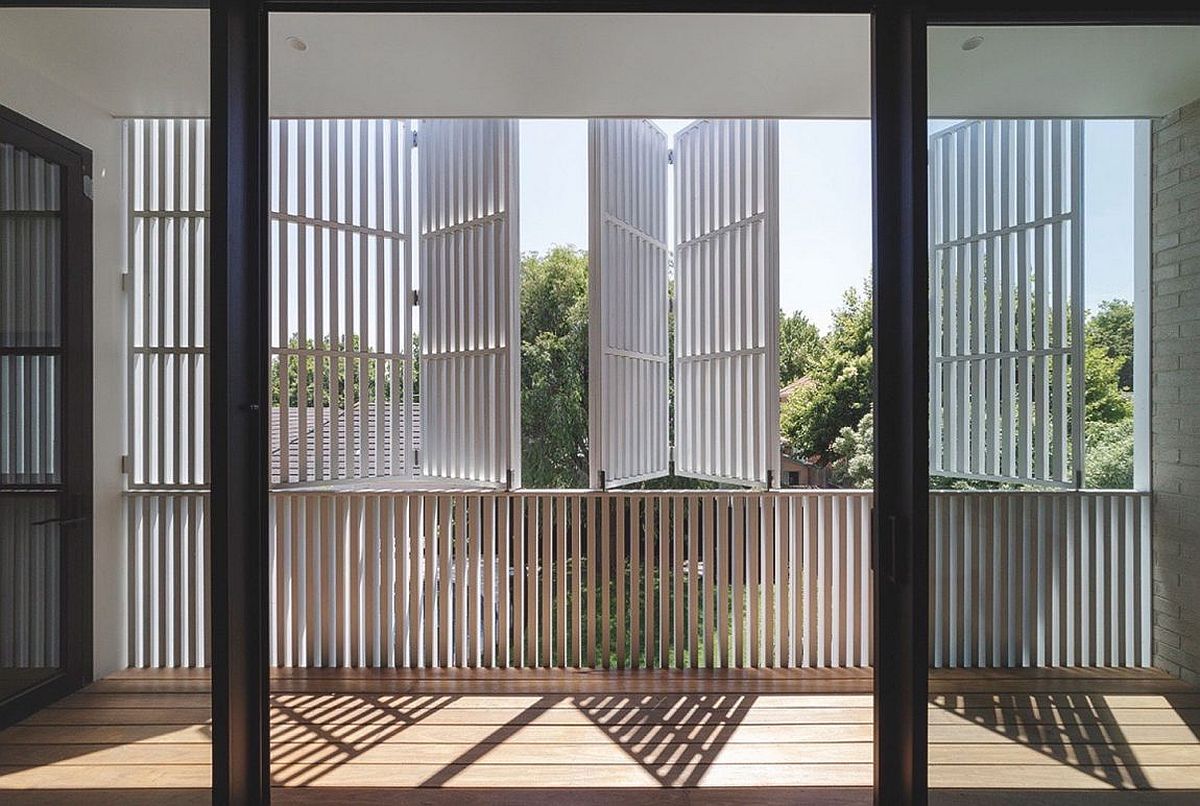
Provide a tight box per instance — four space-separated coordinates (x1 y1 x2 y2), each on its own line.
1 667 1198 804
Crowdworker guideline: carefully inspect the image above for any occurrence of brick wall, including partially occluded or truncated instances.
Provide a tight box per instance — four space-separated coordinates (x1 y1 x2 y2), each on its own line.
1151 96 1200 686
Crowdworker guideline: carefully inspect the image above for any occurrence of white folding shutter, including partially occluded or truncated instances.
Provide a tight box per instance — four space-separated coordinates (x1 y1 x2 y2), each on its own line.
673 120 780 488
929 119 1084 487
125 118 209 489
271 119 412 485
418 119 520 487
588 119 671 489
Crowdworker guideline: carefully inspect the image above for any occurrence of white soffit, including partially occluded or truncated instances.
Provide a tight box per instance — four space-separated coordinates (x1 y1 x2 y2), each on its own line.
266 13 870 117
928 26 1200 118
0 10 212 118
1 10 1199 119
0 10 869 118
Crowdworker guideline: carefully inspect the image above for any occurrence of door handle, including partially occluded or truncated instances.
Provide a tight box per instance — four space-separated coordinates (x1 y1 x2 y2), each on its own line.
30 515 88 527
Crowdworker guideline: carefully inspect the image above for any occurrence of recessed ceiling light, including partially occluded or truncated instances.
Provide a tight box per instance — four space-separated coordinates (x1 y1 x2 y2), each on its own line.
286 35 308 52
961 36 985 52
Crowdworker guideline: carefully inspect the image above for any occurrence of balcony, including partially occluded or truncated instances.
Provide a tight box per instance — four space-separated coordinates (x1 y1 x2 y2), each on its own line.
6 487 1193 803
3 8 1200 805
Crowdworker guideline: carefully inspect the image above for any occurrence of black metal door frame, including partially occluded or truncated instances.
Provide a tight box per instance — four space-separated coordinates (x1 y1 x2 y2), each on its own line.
0 104 94 729
8 2 1200 803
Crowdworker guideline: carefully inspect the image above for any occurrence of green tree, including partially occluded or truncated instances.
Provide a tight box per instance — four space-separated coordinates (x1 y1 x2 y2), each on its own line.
1085 418 1134 488
780 283 873 463
1084 341 1133 424
1082 298 1135 488
829 411 873 488
270 334 385 408
779 310 822 387
1086 299 1134 390
520 246 590 488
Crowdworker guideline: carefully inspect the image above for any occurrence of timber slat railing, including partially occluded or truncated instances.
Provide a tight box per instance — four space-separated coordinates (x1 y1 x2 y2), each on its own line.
120 489 1150 670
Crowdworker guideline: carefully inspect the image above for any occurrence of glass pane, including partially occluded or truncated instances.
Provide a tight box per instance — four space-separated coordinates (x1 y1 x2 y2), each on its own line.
927 23 1200 803
268 10 876 800
0 5 211 802
0 131 64 702
0 496 62 702
1 142 62 486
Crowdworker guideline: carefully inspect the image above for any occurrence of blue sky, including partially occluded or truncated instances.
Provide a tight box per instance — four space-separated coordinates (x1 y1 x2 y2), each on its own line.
519 118 1137 332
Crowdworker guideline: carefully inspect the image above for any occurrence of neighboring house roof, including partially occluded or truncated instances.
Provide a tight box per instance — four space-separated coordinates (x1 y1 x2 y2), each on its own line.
778 376 814 405
270 403 421 482
779 445 823 467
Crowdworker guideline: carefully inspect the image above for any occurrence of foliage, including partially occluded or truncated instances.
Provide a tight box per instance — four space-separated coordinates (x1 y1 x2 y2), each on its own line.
270 335 383 408
1085 417 1134 489
1083 342 1133 425
829 411 873 488
1086 299 1134 390
779 310 822 387
776 282 1136 492
1081 299 1135 488
517 246 708 491
520 246 590 488
779 283 873 463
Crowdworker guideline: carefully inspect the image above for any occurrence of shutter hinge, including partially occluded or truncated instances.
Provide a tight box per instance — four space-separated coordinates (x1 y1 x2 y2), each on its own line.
121 454 130 474
766 469 774 491
1075 468 1083 490
83 175 94 200
120 271 130 292
411 130 418 148
411 289 419 306
506 468 515 491
598 470 607 491
667 149 674 166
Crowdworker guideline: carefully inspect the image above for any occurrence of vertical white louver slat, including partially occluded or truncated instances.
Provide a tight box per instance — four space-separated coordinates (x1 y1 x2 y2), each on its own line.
673 120 780 488
123 119 211 667
270 119 412 485
126 119 210 490
418 120 520 487
588 119 671 489
929 120 1084 487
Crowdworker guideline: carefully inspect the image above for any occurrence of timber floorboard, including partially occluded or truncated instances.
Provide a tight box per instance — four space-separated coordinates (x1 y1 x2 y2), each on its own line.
0 668 1197 804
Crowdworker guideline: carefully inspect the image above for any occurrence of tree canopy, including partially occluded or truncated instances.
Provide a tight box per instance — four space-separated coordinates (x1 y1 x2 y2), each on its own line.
1083 298 1135 487
779 283 873 464
520 246 590 488
1086 299 1134 391
779 311 822 387
777 285 1136 490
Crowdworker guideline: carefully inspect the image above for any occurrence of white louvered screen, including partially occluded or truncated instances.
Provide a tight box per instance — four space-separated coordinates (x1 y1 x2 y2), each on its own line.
271 119 413 485
418 119 521 487
123 119 212 667
673 120 780 488
588 119 671 489
126 119 209 488
929 120 1085 487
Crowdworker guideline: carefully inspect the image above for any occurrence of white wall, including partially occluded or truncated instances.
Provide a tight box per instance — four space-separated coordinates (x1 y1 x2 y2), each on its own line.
0 51 128 679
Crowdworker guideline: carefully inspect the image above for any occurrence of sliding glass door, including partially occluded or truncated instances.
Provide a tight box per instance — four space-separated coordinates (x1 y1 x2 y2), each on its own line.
0 105 92 727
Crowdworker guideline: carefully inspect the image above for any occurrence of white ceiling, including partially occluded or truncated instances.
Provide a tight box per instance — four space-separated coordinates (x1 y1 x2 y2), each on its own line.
2 10 1199 119
928 25 1200 118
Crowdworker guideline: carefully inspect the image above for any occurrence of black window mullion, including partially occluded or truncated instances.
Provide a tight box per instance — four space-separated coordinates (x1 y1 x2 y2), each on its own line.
870 4 929 805
210 1 271 803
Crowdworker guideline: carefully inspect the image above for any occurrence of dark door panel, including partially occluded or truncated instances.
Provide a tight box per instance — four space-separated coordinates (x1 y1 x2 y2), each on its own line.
0 105 92 728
